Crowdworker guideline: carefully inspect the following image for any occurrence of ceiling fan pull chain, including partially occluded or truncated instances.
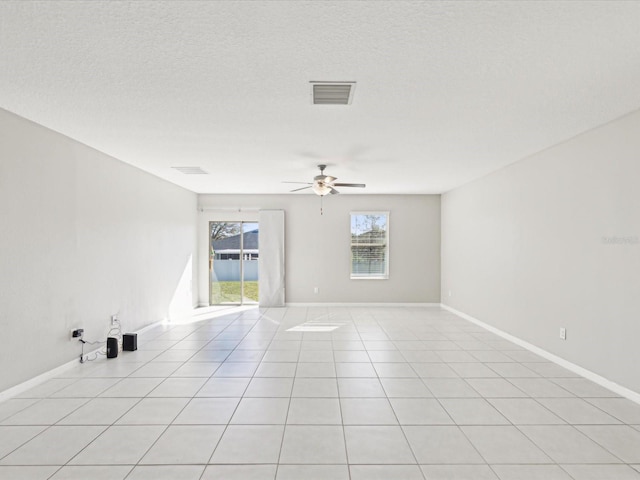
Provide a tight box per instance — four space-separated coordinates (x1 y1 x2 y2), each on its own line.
320 195 323 215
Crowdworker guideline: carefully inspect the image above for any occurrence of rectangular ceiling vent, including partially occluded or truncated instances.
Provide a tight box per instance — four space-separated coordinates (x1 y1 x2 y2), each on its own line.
171 166 208 175
311 81 356 105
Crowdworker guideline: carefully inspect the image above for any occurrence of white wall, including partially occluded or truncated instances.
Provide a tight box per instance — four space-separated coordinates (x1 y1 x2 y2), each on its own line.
0 109 197 393
442 109 640 394
198 194 440 305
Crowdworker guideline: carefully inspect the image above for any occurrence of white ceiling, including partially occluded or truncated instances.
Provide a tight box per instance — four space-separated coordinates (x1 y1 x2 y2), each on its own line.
2 1 640 194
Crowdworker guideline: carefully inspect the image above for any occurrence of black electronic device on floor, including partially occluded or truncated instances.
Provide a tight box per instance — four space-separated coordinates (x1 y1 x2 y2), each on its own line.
123 333 137 351
106 337 118 358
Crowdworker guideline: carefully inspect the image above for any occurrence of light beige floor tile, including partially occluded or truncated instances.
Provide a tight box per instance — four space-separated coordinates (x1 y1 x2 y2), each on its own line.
488 398 565 425
287 398 342 424
412 363 460 378
69 425 164 465
48 466 132 480
171 362 220 377
333 351 370 362
245 378 294 397
337 378 386 398
15 379 78 399
344 426 415 464
561 464 640 480
0 399 39 422
279 425 346 464
490 465 572 479
486 362 539 378
213 362 259 377
341 398 398 425
380 378 433 398
373 362 418 378
0 426 47 458
461 426 551 464
277 465 348 480
367 350 407 363
404 425 484 464
202 465 276 479
0 466 59 480
550 378 618 397
140 425 224 464
98 377 164 397
1 426 105 465
292 378 338 397
465 378 528 398
507 378 574 398
449 363 500 378
298 350 334 362
577 425 640 463
127 466 205 480
335 362 377 378
230 397 289 424
209 425 284 464
390 398 454 425
296 363 336 378
57 397 139 425
440 398 509 425
421 464 498 479
350 465 424 480
196 377 250 397
422 378 480 398
173 397 240 424
1 398 88 425
262 350 299 362
538 398 620 424
116 398 189 424
519 425 620 463
585 398 640 424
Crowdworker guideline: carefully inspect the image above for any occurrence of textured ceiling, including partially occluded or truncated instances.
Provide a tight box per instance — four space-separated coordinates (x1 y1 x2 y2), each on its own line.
2 1 640 194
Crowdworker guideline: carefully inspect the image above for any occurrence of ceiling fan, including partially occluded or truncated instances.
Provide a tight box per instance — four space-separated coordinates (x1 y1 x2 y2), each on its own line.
284 164 366 196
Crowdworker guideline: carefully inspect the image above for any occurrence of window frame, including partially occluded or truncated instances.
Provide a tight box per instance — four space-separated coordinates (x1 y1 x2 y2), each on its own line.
350 211 390 280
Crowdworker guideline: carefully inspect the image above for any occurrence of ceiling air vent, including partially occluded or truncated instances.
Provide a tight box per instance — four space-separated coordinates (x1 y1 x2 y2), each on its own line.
171 166 209 175
310 81 356 105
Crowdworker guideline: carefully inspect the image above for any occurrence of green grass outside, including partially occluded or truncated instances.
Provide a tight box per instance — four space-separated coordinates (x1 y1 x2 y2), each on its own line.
211 281 258 304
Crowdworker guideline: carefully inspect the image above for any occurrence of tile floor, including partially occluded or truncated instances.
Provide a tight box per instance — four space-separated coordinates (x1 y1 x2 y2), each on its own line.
1 306 640 479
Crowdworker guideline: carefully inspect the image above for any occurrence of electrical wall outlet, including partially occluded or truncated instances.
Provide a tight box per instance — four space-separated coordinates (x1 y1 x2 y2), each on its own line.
313 287 319 294
70 328 84 340
559 327 567 340
111 315 118 325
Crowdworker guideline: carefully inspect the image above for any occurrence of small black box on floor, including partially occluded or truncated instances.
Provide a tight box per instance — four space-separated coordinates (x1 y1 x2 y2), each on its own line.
123 333 137 351
106 337 118 358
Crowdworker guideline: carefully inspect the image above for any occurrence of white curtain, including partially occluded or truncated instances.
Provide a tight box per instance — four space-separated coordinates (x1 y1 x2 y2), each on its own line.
258 210 285 307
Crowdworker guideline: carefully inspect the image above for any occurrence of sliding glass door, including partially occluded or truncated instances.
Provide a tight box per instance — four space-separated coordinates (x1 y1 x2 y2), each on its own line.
209 221 259 305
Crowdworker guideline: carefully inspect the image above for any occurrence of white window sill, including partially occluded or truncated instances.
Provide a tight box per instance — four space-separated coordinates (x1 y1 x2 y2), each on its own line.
350 275 389 280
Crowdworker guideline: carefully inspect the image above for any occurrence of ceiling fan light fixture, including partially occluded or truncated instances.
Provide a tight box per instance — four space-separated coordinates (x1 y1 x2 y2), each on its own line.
312 183 332 196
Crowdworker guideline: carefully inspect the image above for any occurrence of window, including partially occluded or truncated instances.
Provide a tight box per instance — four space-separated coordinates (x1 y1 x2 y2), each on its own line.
350 212 389 279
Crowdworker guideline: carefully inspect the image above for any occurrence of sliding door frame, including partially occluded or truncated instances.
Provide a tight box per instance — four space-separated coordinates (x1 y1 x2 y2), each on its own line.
209 220 258 306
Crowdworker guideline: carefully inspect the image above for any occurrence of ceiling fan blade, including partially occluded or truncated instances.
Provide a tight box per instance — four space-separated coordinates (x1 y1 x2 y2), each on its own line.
290 186 312 192
332 182 366 188
283 181 313 185
324 176 337 183
329 187 340 195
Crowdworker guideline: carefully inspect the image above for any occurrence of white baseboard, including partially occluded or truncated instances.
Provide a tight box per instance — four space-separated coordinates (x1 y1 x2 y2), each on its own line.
0 320 164 403
198 302 441 308
0 346 102 403
441 304 640 405
285 302 441 307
